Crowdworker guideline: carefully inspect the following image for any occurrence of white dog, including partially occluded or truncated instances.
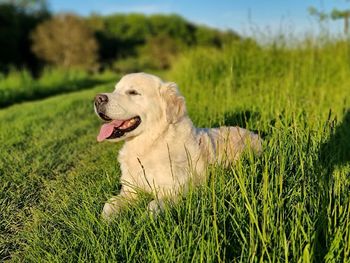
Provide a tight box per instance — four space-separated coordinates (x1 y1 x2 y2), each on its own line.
94 73 262 219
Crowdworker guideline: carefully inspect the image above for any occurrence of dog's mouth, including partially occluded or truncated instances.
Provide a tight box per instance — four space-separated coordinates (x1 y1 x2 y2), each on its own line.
97 116 141 142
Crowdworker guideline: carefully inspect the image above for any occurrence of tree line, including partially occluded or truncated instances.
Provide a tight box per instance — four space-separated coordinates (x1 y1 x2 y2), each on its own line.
0 0 240 75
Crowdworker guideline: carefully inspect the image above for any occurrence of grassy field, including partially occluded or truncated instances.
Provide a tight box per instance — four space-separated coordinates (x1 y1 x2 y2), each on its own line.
0 68 115 108
1 38 350 262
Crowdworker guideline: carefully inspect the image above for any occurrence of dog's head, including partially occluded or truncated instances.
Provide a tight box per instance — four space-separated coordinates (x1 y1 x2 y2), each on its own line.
94 73 186 142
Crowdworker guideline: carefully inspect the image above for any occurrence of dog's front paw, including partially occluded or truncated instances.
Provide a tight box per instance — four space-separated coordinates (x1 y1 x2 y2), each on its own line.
147 199 165 217
101 197 123 220
102 203 116 220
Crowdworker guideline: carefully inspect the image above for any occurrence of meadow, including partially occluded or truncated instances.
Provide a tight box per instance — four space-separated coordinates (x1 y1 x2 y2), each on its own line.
1 38 350 262
0 68 115 108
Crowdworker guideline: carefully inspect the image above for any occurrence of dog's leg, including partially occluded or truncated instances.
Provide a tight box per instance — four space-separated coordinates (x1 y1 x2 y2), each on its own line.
147 199 165 216
102 188 137 220
147 191 180 217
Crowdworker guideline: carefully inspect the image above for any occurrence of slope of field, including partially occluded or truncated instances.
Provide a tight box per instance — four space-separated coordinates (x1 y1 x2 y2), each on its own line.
0 69 115 108
1 39 350 262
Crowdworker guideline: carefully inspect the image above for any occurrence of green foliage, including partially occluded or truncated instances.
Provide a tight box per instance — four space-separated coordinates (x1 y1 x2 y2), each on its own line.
331 8 350 34
331 9 350 19
86 13 240 71
31 14 99 71
104 13 150 42
136 35 182 71
147 14 195 44
308 6 329 21
0 0 48 13
0 5 240 74
1 37 350 262
0 2 49 73
309 5 350 34
112 57 148 73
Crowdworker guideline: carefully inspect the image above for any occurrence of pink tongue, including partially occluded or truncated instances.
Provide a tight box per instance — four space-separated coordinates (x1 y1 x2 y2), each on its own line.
97 120 124 142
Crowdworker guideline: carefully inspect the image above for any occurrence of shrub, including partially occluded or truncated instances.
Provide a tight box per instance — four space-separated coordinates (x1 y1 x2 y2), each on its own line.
31 14 99 71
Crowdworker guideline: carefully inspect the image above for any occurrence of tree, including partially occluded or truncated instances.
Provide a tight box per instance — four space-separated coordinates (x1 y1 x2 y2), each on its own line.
0 0 47 13
139 35 181 69
0 1 48 73
331 9 350 34
31 13 99 70
308 5 350 34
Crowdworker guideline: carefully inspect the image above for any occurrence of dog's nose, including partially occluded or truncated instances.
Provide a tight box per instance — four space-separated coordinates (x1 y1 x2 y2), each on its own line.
94 94 108 107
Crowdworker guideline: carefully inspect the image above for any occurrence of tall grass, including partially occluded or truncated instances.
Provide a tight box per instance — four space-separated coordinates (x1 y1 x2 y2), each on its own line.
167 37 350 261
168 38 349 123
0 37 349 262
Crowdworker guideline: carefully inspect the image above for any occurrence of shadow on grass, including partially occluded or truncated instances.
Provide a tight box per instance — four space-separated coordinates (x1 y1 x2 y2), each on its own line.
315 110 350 261
213 110 268 139
320 110 350 167
0 78 113 109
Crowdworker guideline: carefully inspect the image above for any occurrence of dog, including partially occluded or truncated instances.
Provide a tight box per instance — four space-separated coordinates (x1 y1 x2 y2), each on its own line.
94 73 262 219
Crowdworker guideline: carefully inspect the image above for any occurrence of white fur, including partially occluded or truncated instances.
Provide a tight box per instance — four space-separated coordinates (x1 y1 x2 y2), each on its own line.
96 73 262 219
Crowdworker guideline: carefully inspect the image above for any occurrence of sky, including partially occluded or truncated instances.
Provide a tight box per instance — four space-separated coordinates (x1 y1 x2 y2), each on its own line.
48 0 350 37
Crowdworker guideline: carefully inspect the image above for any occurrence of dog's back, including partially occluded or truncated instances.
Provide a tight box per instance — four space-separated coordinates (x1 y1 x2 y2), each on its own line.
197 126 262 165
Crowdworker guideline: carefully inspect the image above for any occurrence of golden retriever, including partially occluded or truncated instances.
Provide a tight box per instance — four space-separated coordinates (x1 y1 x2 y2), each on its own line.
94 73 261 219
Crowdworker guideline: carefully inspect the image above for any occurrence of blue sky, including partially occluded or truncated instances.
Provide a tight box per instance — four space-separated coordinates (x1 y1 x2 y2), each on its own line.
49 0 349 36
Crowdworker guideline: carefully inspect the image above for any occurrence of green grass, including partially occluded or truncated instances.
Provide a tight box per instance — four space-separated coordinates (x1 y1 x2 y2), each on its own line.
0 68 115 108
1 38 350 262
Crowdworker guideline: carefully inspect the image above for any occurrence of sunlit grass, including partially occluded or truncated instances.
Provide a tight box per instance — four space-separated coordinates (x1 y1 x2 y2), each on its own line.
0 68 115 108
1 37 350 262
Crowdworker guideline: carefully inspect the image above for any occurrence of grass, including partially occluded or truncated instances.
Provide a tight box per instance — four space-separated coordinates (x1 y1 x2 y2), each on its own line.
0 37 350 262
0 68 115 108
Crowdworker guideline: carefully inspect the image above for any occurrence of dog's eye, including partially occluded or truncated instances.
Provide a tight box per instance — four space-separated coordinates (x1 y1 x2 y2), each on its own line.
126 90 140 96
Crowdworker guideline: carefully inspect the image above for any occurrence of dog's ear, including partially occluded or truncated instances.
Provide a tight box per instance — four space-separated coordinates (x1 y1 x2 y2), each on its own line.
161 82 186 123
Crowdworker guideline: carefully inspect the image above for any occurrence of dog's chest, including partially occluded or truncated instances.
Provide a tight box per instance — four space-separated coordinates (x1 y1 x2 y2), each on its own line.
118 148 188 193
